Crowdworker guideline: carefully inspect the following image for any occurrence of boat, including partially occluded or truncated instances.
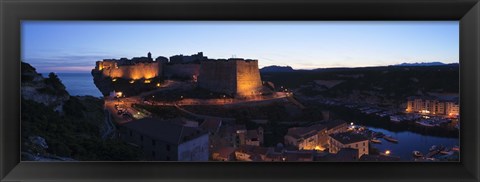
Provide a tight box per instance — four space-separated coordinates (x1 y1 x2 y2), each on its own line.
370 138 382 144
416 120 436 127
430 145 445 152
440 150 454 155
383 135 399 143
412 151 424 158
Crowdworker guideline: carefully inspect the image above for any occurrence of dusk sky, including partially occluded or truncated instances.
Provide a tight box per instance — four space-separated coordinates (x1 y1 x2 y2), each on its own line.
22 21 459 73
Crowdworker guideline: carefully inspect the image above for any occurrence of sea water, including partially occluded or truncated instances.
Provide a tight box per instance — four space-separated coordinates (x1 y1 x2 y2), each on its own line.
42 73 103 98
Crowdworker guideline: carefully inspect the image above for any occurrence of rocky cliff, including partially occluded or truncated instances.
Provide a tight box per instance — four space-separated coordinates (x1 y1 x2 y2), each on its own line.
21 62 143 161
21 62 70 112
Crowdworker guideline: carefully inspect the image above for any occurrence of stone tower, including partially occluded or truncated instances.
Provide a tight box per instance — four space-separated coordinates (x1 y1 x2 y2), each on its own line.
198 58 263 98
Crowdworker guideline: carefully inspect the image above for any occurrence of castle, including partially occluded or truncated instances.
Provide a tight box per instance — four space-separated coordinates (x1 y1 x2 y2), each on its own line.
93 52 264 97
198 58 263 97
94 52 162 80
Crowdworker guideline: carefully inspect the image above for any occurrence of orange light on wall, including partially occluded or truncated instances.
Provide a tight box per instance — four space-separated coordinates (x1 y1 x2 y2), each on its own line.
144 80 151 83
129 80 135 84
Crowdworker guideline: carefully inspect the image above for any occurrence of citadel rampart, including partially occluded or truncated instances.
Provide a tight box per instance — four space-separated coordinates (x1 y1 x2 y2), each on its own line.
198 59 263 97
164 63 200 79
95 60 162 80
93 53 264 98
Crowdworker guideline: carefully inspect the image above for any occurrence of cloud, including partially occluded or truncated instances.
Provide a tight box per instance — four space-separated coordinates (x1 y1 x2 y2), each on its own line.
23 54 107 73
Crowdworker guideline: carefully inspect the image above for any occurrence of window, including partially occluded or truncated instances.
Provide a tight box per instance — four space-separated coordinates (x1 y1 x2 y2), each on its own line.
363 142 365 146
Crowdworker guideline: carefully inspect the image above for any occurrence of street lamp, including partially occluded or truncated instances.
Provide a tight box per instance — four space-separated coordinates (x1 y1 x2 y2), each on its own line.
385 150 391 155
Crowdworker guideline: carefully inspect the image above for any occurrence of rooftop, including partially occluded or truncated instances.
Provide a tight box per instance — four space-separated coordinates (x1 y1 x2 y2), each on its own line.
213 147 236 159
123 117 207 145
286 124 326 140
321 120 348 130
329 132 368 144
199 118 222 134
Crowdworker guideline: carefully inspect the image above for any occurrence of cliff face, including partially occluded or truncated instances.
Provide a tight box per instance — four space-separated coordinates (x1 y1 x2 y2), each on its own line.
21 62 70 112
21 62 143 161
91 70 114 96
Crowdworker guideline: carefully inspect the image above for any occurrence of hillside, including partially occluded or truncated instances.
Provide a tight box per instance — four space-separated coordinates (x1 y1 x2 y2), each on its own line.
260 65 294 73
261 64 459 104
21 62 143 161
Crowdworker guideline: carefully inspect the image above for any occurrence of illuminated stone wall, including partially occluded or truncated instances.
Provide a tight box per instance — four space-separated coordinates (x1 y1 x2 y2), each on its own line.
164 63 200 79
198 59 262 97
198 60 237 95
96 61 162 80
235 60 263 97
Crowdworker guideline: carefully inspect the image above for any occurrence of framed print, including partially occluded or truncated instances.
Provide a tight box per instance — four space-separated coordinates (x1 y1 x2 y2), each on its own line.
1 0 479 181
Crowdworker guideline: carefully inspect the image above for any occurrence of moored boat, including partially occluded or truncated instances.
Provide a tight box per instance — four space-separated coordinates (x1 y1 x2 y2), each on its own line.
370 138 382 144
412 151 424 158
383 135 398 143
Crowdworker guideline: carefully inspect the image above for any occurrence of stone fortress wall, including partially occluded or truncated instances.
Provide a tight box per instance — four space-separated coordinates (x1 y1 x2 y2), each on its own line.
198 60 237 95
96 61 162 80
164 64 200 79
94 52 264 97
198 59 263 97
235 60 263 96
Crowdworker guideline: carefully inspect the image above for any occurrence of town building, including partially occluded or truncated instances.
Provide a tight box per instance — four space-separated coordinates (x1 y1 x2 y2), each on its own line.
406 96 459 117
329 132 369 158
284 124 327 151
234 145 271 161
211 146 236 161
120 118 209 161
322 148 359 161
232 125 264 147
284 120 348 151
323 120 349 135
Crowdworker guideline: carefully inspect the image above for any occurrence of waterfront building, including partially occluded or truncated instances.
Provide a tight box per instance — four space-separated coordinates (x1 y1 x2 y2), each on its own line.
329 132 369 158
406 96 459 117
284 124 327 150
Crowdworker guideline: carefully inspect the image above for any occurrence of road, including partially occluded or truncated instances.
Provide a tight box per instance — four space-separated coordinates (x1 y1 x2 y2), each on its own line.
104 80 293 125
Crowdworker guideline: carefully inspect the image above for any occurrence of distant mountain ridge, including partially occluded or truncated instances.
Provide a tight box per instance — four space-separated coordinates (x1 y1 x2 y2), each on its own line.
391 62 456 67
260 65 294 72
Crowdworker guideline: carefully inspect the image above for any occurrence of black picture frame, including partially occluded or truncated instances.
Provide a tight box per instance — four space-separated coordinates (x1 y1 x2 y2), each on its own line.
1 0 479 181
